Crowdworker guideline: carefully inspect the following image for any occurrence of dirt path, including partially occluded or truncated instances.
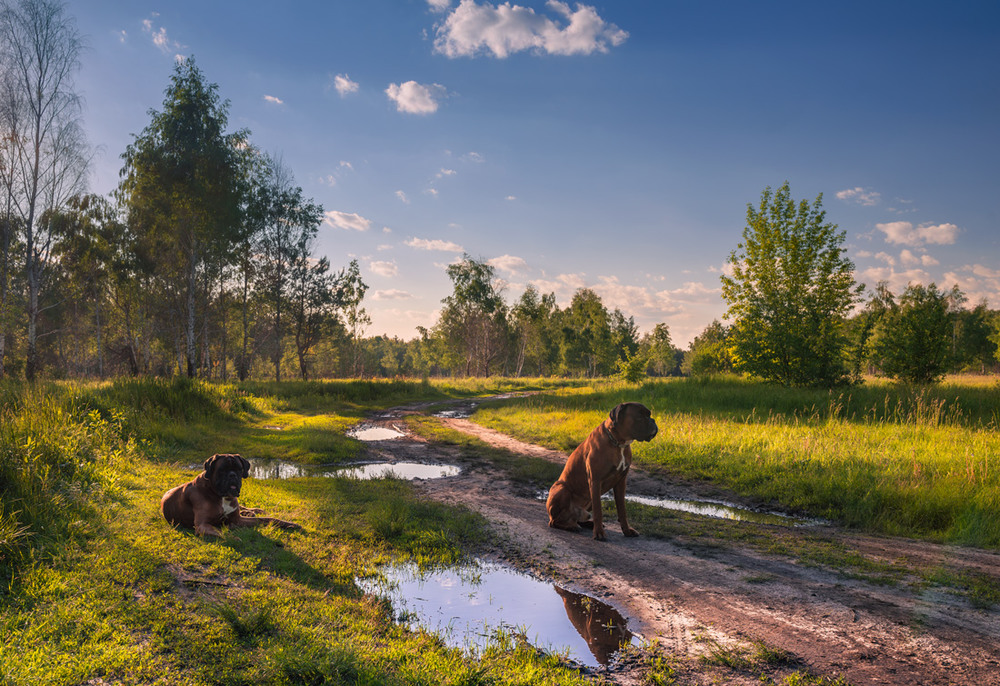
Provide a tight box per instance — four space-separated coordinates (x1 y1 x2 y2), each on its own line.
357 402 1000 685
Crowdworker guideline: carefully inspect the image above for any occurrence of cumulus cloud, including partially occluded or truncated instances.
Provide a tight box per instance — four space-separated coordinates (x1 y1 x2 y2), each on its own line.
876 221 959 246
373 289 415 301
488 254 529 275
434 0 628 58
386 81 446 114
406 237 464 252
427 0 452 11
395 190 410 204
836 186 881 206
333 73 359 96
324 211 372 232
263 95 283 105
369 260 399 277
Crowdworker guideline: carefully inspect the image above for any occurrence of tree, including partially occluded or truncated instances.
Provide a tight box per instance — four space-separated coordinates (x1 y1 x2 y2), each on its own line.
560 288 613 376
339 258 369 377
721 182 862 386
435 255 508 376
869 283 955 384
1 0 89 379
641 322 678 376
118 57 247 377
510 285 558 376
289 251 338 380
681 320 731 376
952 301 996 373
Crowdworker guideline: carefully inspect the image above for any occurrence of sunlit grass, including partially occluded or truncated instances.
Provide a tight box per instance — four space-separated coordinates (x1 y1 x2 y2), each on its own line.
473 376 1000 547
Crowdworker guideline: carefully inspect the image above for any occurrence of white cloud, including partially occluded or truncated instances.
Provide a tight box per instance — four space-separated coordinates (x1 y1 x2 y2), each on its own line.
505 195 517 201
324 210 372 232
437 168 457 178
428 0 452 11
118 30 127 43
922 254 940 266
876 221 960 246
874 251 896 267
488 254 529 275
899 249 920 267
320 175 336 187
465 151 485 163
406 237 464 252
836 186 881 206
434 0 628 58
373 289 415 301
377 244 394 251
142 17 182 54
339 160 354 171
369 260 399 277
333 73 359 96
385 81 446 114
396 190 410 204
263 95 284 105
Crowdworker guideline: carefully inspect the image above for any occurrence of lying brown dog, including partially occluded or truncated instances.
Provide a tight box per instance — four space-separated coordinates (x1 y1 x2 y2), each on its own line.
546 402 658 541
161 453 301 537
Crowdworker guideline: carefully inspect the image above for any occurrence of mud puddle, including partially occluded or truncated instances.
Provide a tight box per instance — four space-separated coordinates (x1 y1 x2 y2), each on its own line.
357 560 638 669
626 494 823 527
347 424 407 441
247 460 461 481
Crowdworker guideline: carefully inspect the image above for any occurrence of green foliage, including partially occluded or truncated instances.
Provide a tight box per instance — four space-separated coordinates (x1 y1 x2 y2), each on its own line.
616 349 648 383
870 283 955 383
435 255 510 376
682 320 732 376
721 182 862 387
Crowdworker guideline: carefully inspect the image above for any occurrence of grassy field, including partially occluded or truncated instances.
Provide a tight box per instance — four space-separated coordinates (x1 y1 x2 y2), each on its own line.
472 375 1000 548
0 378 594 686
2 374 999 685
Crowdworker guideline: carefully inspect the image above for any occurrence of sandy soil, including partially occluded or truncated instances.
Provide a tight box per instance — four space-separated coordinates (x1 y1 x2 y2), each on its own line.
356 401 1000 685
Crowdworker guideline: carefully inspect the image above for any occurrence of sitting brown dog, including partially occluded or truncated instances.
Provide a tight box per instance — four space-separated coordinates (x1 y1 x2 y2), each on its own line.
161 453 301 537
546 402 657 541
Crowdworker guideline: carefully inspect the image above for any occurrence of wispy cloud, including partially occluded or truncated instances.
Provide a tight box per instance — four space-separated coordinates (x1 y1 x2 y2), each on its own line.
263 95 284 105
369 260 399 278
876 221 959 246
386 81 446 114
333 73 359 96
427 0 452 12
488 254 529 275
406 237 464 252
395 190 410 204
324 211 372 231
434 0 628 58
373 289 415 301
836 186 881 206
142 16 182 55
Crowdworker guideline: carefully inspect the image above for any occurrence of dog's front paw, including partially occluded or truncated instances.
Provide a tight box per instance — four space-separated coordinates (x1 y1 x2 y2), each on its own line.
623 527 640 537
592 529 607 541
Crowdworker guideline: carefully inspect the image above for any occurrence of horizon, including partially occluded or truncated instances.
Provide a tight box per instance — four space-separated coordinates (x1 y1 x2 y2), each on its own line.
69 0 1000 347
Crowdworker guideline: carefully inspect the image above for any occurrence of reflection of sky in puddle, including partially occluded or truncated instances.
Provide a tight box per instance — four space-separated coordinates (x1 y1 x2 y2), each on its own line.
624 494 816 526
247 460 460 481
356 560 637 669
534 490 820 527
432 403 477 419
347 424 406 441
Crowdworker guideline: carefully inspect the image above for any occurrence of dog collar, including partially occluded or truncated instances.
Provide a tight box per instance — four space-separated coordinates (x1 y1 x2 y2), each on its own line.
604 424 631 471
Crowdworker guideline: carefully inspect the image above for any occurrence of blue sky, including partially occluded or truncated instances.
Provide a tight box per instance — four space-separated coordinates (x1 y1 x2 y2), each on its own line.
68 0 1000 345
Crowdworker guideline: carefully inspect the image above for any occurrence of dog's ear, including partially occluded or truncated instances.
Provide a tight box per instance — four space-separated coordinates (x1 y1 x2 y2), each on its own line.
203 454 220 475
610 403 626 426
237 454 250 478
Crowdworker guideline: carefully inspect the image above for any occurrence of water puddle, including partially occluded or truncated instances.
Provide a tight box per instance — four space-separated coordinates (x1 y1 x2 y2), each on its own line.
433 403 477 419
536 490 821 527
347 424 406 441
356 560 638 669
625 494 820 527
243 460 460 481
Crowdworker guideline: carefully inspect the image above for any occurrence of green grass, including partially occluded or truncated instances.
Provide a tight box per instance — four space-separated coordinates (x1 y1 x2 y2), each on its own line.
472 375 1000 548
0 378 595 685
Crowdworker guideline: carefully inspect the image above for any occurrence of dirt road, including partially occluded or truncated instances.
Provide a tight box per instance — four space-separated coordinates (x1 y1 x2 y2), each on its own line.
358 403 1000 685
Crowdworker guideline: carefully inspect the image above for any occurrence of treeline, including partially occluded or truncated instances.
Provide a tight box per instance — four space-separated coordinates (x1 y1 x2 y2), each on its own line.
0 12 367 381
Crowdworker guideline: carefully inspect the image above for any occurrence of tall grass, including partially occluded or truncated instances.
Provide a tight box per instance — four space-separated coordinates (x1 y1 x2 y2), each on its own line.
0 382 144 592
473 375 1000 548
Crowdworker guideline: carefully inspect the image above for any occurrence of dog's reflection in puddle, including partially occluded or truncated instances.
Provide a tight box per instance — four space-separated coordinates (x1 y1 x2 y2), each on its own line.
356 560 638 669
